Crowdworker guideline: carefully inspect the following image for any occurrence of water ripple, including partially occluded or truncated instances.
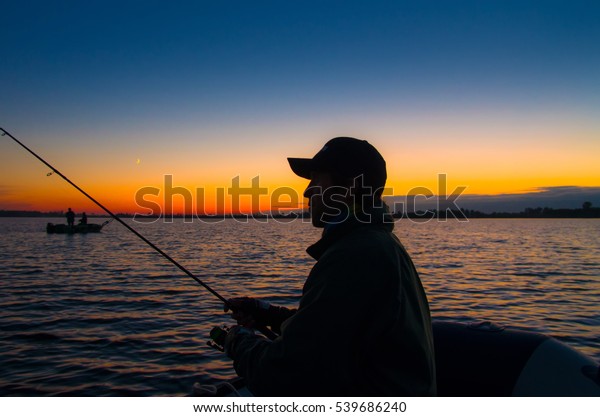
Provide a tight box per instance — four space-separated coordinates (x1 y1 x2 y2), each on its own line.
0 217 599 395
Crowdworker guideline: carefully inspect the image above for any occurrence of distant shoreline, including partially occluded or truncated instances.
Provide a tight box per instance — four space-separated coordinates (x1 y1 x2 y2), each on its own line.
2 207 599 219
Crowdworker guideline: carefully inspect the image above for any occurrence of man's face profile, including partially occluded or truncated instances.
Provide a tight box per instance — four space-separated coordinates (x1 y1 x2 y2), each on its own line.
304 171 350 228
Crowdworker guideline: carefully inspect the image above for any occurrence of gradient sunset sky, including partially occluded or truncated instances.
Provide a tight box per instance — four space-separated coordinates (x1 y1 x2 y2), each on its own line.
1 1 599 214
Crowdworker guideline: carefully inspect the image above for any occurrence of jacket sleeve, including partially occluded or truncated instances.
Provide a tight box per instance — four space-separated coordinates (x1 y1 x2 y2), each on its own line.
269 305 297 334
225 244 392 396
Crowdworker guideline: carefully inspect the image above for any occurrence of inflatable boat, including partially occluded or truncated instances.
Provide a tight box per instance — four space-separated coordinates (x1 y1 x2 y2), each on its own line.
194 321 600 396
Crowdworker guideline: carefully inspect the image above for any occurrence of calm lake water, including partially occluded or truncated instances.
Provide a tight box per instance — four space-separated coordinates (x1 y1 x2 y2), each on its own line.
0 217 599 396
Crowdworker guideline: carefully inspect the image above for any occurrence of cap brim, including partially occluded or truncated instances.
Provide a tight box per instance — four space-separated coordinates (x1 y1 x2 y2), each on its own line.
287 157 313 180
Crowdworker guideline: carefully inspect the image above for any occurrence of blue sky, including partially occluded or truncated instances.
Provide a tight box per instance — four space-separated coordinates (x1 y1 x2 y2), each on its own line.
1 1 599 212
3 1 598 133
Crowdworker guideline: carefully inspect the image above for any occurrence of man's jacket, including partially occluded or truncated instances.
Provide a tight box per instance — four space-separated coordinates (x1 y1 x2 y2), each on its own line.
226 216 437 396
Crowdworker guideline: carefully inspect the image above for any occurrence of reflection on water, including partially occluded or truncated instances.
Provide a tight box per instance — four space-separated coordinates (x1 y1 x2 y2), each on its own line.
0 218 598 395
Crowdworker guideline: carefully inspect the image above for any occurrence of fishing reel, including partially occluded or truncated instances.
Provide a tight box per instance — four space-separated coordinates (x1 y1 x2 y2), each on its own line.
207 325 230 352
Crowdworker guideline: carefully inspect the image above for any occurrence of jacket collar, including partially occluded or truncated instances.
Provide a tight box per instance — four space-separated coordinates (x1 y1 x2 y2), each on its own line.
306 205 394 260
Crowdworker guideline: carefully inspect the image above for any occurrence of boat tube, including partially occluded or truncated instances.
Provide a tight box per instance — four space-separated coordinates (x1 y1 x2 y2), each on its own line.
194 321 600 396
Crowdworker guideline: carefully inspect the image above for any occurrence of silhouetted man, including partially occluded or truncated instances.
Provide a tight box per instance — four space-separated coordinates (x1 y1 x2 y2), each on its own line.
79 212 88 225
222 137 436 396
66 208 75 227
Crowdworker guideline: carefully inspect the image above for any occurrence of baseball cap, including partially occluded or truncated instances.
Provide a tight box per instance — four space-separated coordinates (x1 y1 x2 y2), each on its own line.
288 137 387 193
287 137 387 190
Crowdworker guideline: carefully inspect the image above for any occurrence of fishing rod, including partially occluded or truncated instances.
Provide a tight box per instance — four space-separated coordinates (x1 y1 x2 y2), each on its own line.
1 127 277 341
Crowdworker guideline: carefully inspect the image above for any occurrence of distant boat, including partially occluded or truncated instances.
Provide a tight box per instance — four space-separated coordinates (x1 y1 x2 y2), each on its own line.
46 220 111 234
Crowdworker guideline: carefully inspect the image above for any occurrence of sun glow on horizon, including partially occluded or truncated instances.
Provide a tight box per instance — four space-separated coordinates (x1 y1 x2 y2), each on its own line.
2 123 599 214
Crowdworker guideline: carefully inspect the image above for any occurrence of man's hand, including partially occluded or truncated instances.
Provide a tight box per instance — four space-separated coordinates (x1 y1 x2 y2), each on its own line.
224 325 255 357
224 297 272 328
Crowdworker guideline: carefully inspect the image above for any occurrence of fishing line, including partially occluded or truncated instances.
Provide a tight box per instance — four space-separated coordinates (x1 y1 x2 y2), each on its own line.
1 127 277 340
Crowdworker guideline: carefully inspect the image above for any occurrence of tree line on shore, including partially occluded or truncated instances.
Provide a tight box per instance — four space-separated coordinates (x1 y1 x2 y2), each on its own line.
393 202 599 219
